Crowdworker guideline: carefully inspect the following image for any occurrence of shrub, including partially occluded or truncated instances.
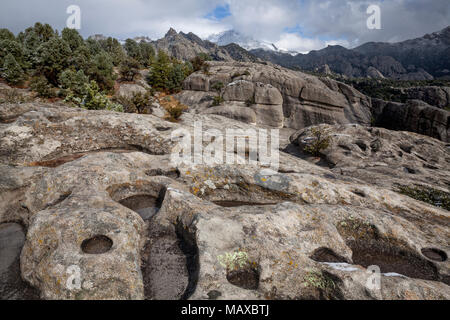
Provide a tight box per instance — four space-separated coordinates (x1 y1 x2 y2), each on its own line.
212 95 224 106
119 57 141 82
114 91 152 114
0 88 28 104
165 104 186 122
218 251 250 271
395 185 450 210
211 81 224 92
190 53 211 72
30 75 56 98
59 69 89 97
82 80 111 110
303 127 332 156
65 80 122 112
2 53 25 84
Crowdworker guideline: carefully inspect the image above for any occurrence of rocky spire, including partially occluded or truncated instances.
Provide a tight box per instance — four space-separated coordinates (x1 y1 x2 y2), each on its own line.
165 27 178 38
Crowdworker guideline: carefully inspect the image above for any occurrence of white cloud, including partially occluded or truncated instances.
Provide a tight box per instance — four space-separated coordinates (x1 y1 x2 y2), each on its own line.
274 33 349 53
0 0 448 51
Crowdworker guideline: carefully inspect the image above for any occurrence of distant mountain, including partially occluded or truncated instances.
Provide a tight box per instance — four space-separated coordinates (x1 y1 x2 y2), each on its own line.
207 30 298 55
148 28 257 63
250 26 450 80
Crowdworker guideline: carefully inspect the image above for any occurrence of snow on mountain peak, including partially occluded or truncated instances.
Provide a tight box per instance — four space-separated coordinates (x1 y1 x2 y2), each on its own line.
207 30 297 55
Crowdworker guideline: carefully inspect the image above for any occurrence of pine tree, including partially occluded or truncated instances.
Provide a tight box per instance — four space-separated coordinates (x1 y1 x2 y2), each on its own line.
2 53 25 84
62 28 84 51
35 37 72 85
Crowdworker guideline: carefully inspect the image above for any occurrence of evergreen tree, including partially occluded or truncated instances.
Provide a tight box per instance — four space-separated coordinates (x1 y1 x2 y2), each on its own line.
61 28 84 51
87 51 115 91
101 37 126 66
2 53 25 84
0 39 25 69
35 37 72 85
70 45 92 72
0 28 15 41
147 50 171 91
124 39 142 61
138 42 155 67
33 23 56 42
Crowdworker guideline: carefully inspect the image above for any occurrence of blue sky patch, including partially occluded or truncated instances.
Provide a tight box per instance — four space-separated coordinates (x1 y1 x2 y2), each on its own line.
205 4 231 20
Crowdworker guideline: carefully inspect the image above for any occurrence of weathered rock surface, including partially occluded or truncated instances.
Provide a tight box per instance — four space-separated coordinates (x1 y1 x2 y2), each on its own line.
177 62 372 129
0 102 449 300
372 99 450 142
289 123 450 192
400 86 450 109
116 83 148 99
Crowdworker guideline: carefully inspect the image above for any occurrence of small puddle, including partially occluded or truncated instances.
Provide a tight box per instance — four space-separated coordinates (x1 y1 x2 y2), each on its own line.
81 235 113 254
0 223 40 300
119 195 160 220
310 247 348 263
349 240 439 282
421 248 447 262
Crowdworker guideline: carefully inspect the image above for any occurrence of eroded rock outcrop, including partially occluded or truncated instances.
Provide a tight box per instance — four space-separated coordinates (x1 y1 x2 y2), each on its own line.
0 103 449 300
289 123 450 191
177 61 372 129
372 99 450 142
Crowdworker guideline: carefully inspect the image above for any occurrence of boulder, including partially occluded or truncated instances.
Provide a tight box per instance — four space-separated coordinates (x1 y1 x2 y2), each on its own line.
254 82 283 105
223 80 254 102
116 83 148 99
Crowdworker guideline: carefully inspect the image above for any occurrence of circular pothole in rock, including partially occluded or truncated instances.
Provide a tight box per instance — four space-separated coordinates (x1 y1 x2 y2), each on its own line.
421 248 447 262
226 268 260 290
349 240 439 281
119 195 160 220
310 247 348 263
142 236 190 300
81 235 113 254
142 222 199 300
0 223 40 299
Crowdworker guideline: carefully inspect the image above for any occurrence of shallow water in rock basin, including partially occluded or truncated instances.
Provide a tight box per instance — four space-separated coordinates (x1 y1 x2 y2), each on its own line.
0 223 40 300
119 195 160 220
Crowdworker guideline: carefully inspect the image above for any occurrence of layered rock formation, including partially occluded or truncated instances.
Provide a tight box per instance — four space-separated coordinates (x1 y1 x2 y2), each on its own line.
0 102 449 300
371 99 450 142
177 61 372 129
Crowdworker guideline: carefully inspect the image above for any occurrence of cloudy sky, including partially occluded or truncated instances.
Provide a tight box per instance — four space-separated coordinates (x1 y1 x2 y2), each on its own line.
1 0 449 53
